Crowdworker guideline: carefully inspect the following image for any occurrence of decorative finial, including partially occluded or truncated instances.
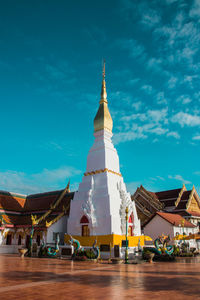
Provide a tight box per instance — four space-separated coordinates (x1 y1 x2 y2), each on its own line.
102 59 105 80
100 59 107 104
93 61 113 132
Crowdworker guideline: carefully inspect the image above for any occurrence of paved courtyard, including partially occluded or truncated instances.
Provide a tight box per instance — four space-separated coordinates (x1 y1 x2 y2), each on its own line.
0 255 200 299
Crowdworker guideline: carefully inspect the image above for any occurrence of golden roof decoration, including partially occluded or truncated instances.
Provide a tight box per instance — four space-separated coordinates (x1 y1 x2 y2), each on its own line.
94 61 113 133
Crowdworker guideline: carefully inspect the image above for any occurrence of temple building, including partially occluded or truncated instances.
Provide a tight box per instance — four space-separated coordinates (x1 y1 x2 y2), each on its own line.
67 63 141 252
143 211 198 248
0 186 73 253
132 184 200 229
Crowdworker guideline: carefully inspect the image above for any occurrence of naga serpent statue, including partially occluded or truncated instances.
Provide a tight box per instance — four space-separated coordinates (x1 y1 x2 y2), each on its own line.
69 235 99 259
148 234 174 255
38 234 60 257
47 233 60 257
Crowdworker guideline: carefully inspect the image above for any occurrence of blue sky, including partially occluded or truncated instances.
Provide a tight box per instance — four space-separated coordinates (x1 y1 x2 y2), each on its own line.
0 0 200 195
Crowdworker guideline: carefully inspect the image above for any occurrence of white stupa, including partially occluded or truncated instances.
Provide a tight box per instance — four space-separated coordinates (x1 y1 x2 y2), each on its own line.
68 63 141 244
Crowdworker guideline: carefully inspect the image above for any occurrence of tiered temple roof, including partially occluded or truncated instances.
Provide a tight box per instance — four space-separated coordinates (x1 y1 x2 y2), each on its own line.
0 188 74 228
132 184 200 227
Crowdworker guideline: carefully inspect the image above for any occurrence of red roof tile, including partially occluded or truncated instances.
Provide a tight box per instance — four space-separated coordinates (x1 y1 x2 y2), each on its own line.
157 212 196 228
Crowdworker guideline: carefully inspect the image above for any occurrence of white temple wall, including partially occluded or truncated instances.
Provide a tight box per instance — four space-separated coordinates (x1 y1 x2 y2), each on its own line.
46 215 68 244
68 170 141 236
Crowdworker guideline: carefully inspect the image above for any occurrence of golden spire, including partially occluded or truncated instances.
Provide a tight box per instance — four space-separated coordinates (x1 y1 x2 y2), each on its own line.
100 60 107 104
94 61 113 132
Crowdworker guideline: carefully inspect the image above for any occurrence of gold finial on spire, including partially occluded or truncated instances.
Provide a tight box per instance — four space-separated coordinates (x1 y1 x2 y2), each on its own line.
102 59 105 80
100 59 107 104
94 61 113 132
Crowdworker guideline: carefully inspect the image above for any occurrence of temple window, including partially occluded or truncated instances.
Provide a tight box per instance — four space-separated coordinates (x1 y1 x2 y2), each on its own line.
6 234 12 245
18 235 22 245
80 215 90 237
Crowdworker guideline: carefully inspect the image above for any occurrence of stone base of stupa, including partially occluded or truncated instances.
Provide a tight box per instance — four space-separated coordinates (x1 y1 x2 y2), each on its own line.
64 234 144 259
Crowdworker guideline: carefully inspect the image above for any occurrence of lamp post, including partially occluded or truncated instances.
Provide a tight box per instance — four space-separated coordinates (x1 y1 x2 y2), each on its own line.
125 206 129 264
181 219 185 237
29 224 34 257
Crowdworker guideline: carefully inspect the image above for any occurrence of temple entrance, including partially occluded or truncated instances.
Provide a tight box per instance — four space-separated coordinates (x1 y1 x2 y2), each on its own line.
114 245 120 257
82 225 90 237
128 226 132 236
80 215 90 237
6 234 12 245
26 235 30 248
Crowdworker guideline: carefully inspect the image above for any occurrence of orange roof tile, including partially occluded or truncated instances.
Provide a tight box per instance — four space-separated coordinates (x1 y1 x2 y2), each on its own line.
157 212 196 228
0 192 26 211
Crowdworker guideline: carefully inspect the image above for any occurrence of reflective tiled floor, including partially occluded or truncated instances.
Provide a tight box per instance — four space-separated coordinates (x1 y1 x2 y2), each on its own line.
0 255 200 299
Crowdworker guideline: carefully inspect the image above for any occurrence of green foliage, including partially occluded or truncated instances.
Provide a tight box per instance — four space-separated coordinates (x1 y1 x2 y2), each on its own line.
142 249 154 260
173 245 180 256
85 249 97 259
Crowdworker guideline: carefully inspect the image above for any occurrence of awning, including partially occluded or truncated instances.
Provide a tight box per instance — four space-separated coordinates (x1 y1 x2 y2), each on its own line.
144 235 153 241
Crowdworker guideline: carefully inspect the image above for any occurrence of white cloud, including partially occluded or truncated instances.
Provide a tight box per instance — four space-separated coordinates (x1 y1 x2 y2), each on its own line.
171 112 200 127
148 127 168 135
165 0 178 4
121 113 147 123
168 174 191 184
132 101 142 111
176 95 192 105
167 76 177 89
126 181 141 194
194 91 200 100
189 0 200 18
150 175 165 182
156 92 168 105
127 78 140 86
156 176 165 181
153 10 200 71
110 91 132 106
167 131 180 139
141 84 153 94
192 135 200 140
118 39 146 59
147 108 168 123
0 166 81 195
113 130 147 144
115 108 169 144
147 57 163 73
141 9 161 28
